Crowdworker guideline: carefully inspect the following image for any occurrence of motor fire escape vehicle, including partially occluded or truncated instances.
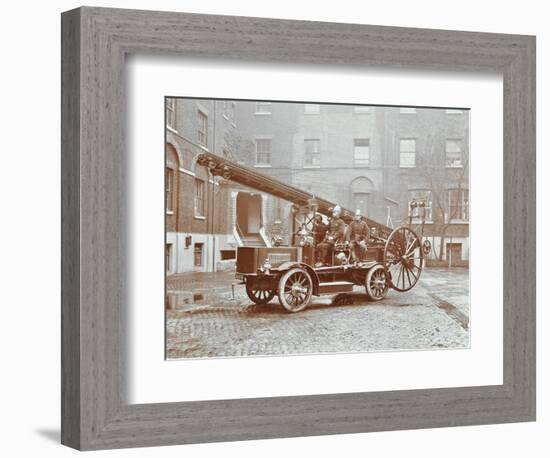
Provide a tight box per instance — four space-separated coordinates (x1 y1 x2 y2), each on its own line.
197 152 431 313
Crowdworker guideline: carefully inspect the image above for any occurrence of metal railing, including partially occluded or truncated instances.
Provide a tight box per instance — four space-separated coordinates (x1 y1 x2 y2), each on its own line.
234 222 246 247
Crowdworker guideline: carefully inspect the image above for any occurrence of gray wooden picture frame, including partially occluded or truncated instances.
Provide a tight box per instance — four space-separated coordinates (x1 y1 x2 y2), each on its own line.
61 6 536 451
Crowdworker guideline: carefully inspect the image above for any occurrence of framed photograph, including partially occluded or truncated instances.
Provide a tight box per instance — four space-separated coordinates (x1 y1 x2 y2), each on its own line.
61 7 536 450
164 98 472 360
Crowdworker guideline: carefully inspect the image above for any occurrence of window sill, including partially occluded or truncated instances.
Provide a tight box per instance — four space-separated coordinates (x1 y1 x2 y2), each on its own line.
254 112 272 116
411 219 433 224
179 167 195 177
303 165 321 169
166 126 178 134
446 164 464 168
198 144 209 152
254 164 272 168
194 215 206 220
448 220 469 224
399 165 416 168
166 210 174 215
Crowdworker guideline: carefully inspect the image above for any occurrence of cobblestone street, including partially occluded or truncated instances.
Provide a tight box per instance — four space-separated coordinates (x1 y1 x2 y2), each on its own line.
166 267 469 359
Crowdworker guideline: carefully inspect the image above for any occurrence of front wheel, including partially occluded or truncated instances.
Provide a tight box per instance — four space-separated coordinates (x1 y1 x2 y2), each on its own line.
246 283 276 305
365 264 389 301
278 268 313 313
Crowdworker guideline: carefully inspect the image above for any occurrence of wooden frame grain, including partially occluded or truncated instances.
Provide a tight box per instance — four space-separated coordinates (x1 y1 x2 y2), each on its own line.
61 6 536 450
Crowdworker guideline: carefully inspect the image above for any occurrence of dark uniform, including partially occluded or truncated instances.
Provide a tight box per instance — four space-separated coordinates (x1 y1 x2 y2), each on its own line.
349 219 369 261
317 217 345 265
313 220 328 244
312 219 328 263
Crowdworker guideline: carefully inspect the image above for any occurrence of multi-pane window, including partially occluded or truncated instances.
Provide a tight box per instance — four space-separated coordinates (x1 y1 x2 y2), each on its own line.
408 190 433 221
445 139 463 167
353 138 370 165
255 139 272 165
198 111 208 147
304 104 320 114
399 139 416 167
165 168 174 212
255 101 272 114
194 178 205 217
304 139 320 167
448 189 469 221
166 98 176 130
354 105 371 114
194 243 203 267
399 107 417 114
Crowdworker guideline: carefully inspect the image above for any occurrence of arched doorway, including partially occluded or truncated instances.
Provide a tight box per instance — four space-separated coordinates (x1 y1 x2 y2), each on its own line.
350 176 375 217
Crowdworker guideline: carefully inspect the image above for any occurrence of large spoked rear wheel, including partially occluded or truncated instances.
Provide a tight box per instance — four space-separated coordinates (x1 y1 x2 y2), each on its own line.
383 227 423 292
278 268 313 313
365 264 389 301
245 283 276 305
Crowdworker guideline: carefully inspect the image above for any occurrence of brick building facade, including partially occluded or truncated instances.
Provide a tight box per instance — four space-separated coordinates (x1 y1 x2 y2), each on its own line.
166 98 470 273
165 98 236 274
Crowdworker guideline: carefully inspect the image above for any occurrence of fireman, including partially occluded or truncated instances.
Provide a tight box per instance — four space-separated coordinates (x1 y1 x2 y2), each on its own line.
349 209 370 262
316 205 345 266
312 214 328 264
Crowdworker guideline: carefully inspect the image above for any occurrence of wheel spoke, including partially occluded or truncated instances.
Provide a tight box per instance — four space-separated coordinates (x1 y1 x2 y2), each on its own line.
401 229 408 252
396 265 403 288
405 238 418 255
404 266 412 287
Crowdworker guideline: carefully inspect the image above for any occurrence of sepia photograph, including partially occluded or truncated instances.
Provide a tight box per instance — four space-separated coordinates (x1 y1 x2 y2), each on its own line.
165 98 470 359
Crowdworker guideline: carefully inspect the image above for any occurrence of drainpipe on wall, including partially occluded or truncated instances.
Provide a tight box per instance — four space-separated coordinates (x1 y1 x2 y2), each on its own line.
448 235 453 268
211 101 217 273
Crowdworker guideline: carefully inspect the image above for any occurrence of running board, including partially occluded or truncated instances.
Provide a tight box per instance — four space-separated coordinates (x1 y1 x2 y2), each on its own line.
318 281 355 294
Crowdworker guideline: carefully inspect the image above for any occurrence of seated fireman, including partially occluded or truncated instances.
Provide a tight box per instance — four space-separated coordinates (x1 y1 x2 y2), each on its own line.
317 205 345 266
349 209 370 262
312 214 328 264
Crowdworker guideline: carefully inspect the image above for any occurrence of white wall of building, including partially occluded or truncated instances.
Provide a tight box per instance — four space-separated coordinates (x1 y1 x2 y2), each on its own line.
167 232 236 274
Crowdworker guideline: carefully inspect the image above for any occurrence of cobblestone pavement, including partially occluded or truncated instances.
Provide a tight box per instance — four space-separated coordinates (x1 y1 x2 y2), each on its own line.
166 267 470 359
